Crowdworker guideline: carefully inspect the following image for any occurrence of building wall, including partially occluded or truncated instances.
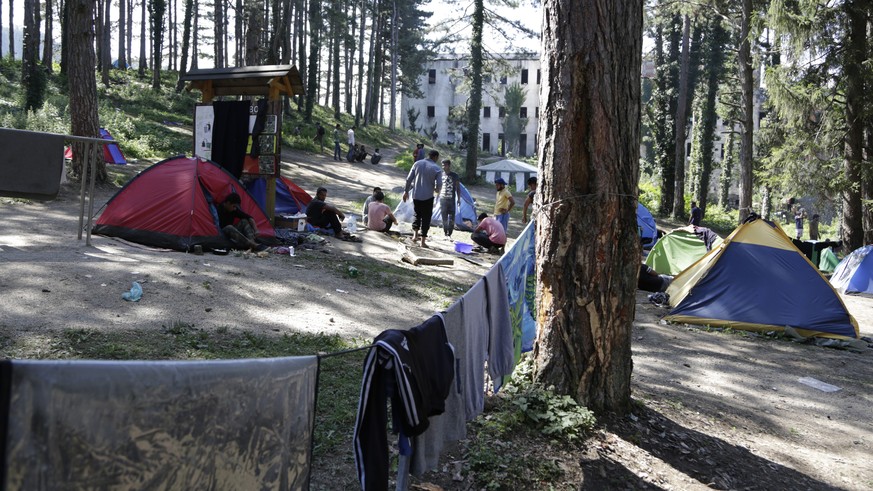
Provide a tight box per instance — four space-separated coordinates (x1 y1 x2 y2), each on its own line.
401 55 543 157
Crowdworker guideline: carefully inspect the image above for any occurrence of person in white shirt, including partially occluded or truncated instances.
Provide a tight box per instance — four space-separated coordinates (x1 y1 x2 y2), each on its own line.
347 125 356 159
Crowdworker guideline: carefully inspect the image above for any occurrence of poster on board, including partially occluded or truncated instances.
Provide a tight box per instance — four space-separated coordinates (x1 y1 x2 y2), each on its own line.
194 105 214 160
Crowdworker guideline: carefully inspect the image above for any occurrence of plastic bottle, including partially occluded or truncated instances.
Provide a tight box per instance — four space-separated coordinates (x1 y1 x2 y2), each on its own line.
289 246 295 257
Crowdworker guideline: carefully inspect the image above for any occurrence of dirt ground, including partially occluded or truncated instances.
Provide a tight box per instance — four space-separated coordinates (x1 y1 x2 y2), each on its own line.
2 147 872 490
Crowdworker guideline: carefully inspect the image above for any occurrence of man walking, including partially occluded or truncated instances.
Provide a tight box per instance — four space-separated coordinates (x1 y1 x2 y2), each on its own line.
689 201 702 226
402 149 442 248
493 178 514 233
439 159 461 240
315 123 326 153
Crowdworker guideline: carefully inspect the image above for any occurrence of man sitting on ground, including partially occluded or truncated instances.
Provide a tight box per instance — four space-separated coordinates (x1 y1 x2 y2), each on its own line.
361 187 382 226
218 193 262 250
366 192 398 232
306 187 346 238
471 213 506 253
370 148 382 165
638 264 673 292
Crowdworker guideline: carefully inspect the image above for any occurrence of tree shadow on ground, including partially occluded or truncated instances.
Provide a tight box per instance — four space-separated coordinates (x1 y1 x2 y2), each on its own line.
605 403 841 490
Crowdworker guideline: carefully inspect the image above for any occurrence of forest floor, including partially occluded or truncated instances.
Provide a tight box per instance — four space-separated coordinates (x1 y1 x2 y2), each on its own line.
1 143 872 490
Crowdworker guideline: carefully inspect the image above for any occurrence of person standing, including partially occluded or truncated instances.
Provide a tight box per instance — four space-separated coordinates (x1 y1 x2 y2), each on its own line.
403 149 442 248
347 125 356 159
522 176 537 223
689 201 702 226
315 123 326 153
493 178 515 233
333 124 342 160
439 159 461 240
794 207 805 240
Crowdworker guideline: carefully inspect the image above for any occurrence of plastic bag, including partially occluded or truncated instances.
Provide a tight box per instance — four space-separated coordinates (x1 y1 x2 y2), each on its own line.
345 216 357 234
394 200 414 223
122 282 143 302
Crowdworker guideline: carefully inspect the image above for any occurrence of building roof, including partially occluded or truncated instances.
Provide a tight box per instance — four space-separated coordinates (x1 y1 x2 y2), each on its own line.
182 65 305 101
477 159 539 173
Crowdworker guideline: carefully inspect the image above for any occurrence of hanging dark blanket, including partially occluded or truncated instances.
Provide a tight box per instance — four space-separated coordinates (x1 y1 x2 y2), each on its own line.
211 101 251 179
249 99 269 157
0 128 65 200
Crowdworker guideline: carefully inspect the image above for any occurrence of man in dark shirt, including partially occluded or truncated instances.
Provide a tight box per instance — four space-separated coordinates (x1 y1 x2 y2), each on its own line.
689 201 702 226
306 187 346 237
218 193 260 250
638 264 672 292
438 159 461 239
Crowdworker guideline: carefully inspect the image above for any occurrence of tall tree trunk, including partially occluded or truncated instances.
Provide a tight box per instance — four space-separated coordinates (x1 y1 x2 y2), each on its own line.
245 1 262 66
68 0 106 181
354 0 365 126
719 129 734 208
295 0 306 111
331 0 340 119
191 0 198 68
60 0 68 73
760 184 771 219
126 0 133 65
737 0 754 224
175 0 193 91
692 19 727 213
344 0 355 114
22 0 43 110
117 0 126 69
303 0 320 120
463 0 483 182
671 15 692 219
364 0 379 124
169 0 175 70
151 0 165 89
281 0 292 63
95 0 104 69
213 0 223 67
656 13 680 216
101 0 110 85
43 0 54 68
841 0 865 250
267 0 281 63
138 0 147 75
388 0 396 130
0 0 4 58
9 0 15 59
534 0 641 414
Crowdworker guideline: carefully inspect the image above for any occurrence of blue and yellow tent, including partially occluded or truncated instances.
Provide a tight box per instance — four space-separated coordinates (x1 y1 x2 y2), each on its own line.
664 217 859 339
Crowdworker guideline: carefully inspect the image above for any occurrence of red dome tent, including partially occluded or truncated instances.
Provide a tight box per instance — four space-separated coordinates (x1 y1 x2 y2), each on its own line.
93 156 275 251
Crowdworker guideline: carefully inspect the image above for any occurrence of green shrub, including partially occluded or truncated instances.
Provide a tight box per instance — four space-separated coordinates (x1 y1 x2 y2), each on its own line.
701 202 739 235
638 179 660 213
395 152 414 172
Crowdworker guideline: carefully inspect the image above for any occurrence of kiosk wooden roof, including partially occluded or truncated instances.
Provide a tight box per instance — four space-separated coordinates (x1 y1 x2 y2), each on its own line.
182 65 305 102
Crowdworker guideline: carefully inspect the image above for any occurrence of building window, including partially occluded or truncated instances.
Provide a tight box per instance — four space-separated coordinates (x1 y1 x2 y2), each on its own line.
500 76 507 85
535 106 539 118
498 133 505 155
498 106 505 118
537 69 541 84
428 69 436 84
519 134 527 156
686 142 691 156
521 69 529 84
427 106 435 118
483 106 491 118
482 133 491 151
520 107 527 118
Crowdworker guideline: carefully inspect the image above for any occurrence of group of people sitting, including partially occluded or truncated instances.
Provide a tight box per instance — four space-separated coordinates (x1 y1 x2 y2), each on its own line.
348 145 381 165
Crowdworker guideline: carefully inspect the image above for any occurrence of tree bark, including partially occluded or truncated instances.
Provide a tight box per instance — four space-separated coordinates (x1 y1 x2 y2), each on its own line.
42 0 53 69
0 0 4 58
245 2 262 66
737 0 754 224
354 0 365 126
101 0 110 86
841 0 865 251
304 0 320 121
68 0 106 181
151 0 165 89
671 15 691 220
389 0 397 130
175 0 193 91
138 0 147 75
9 0 15 59
463 0 483 182
534 0 641 414
117 0 126 69
331 0 340 119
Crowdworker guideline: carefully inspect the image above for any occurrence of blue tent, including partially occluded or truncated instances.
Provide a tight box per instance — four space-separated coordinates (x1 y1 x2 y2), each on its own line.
637 203 658 249
245 176 312 216
830 245 873 294
430 183 478 231
665 217 858 340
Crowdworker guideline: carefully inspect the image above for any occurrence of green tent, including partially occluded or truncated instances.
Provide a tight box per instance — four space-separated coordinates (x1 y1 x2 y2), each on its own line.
819 247 840 273
645 227 723 275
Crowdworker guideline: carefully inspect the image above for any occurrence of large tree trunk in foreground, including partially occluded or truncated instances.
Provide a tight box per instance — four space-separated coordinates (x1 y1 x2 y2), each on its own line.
534 0 642 414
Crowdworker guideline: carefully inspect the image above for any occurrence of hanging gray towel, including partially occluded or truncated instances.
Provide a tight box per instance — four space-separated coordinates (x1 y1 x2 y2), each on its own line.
0 128 65 200
1 356 319 490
